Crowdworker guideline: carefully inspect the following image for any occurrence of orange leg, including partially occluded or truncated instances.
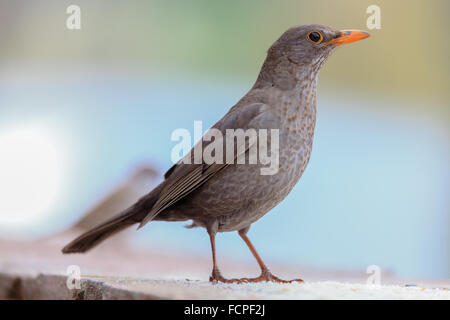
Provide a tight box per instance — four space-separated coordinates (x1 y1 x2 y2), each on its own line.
208 231 243 284
238 229 303 283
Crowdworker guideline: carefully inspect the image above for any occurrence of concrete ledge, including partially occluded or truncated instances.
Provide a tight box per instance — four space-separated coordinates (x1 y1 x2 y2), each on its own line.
1 271 449 300
1 238 449 299
0 272 156 299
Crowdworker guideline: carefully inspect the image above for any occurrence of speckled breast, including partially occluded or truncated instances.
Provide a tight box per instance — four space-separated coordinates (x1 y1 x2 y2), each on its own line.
189 100 317 231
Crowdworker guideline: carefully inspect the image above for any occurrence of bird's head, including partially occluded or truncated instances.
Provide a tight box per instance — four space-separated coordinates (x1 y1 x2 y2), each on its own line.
268 24 370 70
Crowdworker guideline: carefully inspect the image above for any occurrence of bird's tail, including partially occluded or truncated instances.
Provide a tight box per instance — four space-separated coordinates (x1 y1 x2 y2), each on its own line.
62 183 163 254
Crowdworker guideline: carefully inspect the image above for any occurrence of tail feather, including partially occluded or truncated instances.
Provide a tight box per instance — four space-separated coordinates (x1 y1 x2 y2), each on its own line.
62 183 163 254
62 206 137 253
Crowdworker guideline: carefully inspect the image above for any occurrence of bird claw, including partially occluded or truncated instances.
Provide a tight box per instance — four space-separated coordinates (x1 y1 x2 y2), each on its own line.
209 269 245 284
241 270 303 284
209 269 303 284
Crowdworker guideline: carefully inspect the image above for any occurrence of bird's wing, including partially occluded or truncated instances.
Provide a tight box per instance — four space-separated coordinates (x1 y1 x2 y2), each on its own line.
138 102 276 228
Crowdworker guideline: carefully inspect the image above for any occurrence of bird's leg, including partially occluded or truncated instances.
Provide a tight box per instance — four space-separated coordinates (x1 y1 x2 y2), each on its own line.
208 230 243 284
238 229 303 283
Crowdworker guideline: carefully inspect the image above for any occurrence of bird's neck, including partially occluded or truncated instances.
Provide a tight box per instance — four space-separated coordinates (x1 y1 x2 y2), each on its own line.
252 55 319 118
253 54 320 91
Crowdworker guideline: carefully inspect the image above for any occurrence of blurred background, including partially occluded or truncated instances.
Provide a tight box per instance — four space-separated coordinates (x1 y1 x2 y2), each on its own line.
0 0 448 280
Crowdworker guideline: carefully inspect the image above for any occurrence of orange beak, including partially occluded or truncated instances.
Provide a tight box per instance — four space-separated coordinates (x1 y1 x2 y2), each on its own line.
328 30 370 46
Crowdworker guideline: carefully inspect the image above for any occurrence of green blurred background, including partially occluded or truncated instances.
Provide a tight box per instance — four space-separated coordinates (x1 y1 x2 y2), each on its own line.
0 0 448 279
2 0 449 109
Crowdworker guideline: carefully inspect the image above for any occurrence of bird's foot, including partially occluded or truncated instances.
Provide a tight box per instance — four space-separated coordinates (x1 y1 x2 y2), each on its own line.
240 269 303 284
209 268 245 284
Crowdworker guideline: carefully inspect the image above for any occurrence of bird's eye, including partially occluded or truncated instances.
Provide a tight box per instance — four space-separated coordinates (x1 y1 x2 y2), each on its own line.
307 31 323 44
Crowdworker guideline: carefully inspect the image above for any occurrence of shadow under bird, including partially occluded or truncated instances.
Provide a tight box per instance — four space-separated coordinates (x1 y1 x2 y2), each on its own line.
63 24 369 283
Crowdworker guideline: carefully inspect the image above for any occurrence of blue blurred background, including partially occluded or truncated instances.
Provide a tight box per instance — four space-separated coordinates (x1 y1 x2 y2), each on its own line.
0 0 448 279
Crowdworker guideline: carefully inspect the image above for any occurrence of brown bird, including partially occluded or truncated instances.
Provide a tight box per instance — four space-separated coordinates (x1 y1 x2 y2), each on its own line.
63 25 369 283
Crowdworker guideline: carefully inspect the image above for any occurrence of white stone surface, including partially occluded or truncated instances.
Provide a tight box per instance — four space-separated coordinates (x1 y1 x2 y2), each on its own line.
0 239 449 299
